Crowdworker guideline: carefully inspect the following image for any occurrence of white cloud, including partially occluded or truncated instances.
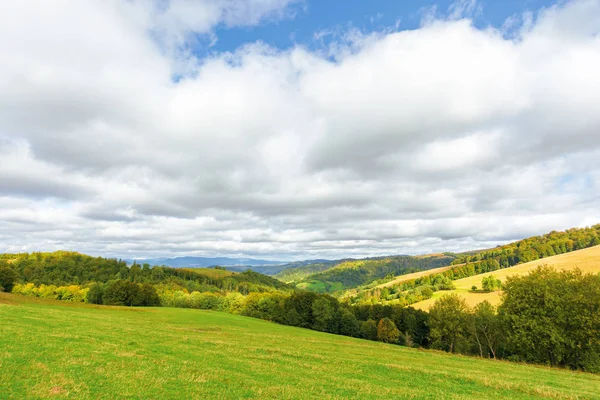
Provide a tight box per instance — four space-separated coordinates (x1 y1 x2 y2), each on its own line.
0 0 599 259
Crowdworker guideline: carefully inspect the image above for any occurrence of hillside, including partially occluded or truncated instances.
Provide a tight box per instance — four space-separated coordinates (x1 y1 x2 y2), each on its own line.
412 244 600 310
0 251 291 297
374 264 457 289
274 259 344 282
127 256 288 274
290 254 455 293
451 224 600 268
342 225 600 307
2 293 599 399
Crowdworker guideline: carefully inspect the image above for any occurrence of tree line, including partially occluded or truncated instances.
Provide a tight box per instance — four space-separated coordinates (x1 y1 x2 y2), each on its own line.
452 224 600 267
428 266 600 372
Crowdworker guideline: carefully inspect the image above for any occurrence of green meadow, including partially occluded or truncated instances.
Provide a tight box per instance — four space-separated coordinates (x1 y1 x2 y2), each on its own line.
2 293 600 400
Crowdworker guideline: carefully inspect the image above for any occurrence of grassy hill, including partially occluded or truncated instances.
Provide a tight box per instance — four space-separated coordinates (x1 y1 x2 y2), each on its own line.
0 251 291 296
412 245 600 310
289 254 455 293
373 264 457 289
273 259 340 283
2 293 600 399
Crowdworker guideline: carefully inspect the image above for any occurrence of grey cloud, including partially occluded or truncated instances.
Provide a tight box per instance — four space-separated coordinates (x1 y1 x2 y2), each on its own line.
0 0 599 259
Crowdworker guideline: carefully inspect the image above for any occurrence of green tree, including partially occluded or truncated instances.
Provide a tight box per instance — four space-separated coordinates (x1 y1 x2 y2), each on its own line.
0 266 19 292
499 266 600 371
312 296 335 332
86 283 104 304
361 319 378 341
339 309 360 337
482 275 502 292
377 317 400 343
137 283 160 306
470 301 503 358
103 280 140 306
429 294 471 353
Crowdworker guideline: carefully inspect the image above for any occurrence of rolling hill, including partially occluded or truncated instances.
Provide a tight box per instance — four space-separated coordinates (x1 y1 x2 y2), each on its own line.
411 244 600 310
273 259 341 282
126 256 287 274
291 254 456 293
2 293 599 399
0 251 292 295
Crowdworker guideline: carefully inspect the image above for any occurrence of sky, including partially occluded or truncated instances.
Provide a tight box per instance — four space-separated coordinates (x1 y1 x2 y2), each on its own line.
1 0 599 261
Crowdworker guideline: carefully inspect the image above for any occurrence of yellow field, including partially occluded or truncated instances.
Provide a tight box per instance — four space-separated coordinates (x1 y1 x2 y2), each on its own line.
375 265 456 289
412 245 600 311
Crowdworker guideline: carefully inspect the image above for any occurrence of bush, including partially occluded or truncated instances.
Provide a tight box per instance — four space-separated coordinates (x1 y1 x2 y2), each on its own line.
103 280 158 306
223 292 245 314
11 283 88 302
188 292 223 310
482 275 502 292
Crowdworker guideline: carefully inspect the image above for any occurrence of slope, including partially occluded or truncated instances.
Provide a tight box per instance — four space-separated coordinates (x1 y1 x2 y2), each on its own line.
374 264 457 289
412 244 600 310
273 259 340 283
2 293 600 399
0 251 292 296
292 254 455 293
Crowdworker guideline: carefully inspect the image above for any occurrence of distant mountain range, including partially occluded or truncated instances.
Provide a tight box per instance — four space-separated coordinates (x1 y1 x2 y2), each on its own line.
127 256 285 268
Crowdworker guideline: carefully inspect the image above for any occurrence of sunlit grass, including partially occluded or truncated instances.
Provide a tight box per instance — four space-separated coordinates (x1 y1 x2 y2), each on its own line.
412 245 600 310
2 293 599 399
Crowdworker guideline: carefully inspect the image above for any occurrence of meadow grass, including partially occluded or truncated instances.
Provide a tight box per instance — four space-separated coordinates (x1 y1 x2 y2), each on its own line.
2 293 600 399
373 264 456 289
412 245 600 310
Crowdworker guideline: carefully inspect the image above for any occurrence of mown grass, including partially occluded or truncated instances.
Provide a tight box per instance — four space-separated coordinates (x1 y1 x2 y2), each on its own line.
412 245 600 310
2 293 600 399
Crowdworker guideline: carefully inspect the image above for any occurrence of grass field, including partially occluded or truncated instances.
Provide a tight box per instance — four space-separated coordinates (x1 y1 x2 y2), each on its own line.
2 293 600 399
412 245 600 311
374 264 456 289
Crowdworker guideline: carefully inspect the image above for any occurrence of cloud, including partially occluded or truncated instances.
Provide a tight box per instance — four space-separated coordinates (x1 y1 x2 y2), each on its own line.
0 0 599 259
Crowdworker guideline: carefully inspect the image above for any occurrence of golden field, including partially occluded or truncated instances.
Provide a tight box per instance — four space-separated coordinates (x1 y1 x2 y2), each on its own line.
411 245 600 311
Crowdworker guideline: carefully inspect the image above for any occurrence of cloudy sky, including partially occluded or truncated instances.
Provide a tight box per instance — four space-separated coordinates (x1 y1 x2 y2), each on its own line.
1 0 599 260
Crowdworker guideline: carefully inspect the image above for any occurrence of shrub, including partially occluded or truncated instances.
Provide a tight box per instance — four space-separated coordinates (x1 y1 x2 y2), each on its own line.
482 275 502 292
223 292 245 314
